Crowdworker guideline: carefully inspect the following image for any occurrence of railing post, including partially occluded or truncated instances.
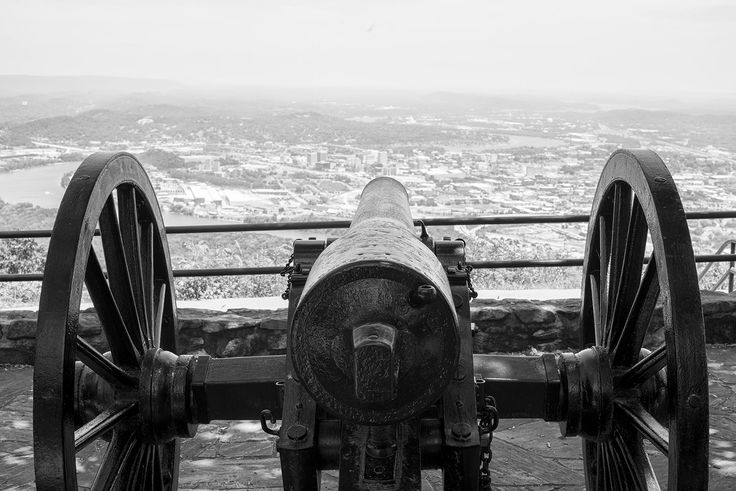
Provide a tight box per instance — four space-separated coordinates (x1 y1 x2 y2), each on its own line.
729 241 735 293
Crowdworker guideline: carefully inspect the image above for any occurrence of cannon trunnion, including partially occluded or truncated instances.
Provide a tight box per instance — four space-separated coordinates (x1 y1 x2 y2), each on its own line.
33 150 709 490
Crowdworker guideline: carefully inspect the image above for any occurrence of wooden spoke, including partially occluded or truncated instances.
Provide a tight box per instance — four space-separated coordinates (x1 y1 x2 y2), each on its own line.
606 183 632 339
616 397 669 456
126 442 148 490
595 444 607 490
99 196 147 352
610 434 639 490
595 444 604 490
147 446 157 490
589 275 602 346
601 443 615 489
85 247 142 366
617 345 667 389
143 449 162 491
117 185 150 347
74 402 137 451
90 431 139 491
611 429 657 491
609 445 624 490
598 216 610 344
610 439 632 490
606 441 627 490
159 441 179 488
597 443 608 490
152 445 165 489
75 336 137 389
141 221 155 345
141 443 155 489
611 254 660 367
607 197 648 350
154 283 167 348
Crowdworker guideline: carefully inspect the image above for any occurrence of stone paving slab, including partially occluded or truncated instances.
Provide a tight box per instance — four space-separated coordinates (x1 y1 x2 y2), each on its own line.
1 346 735 490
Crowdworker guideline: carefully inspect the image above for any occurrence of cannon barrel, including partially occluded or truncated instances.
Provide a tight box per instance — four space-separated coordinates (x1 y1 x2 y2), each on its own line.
290 177 460 425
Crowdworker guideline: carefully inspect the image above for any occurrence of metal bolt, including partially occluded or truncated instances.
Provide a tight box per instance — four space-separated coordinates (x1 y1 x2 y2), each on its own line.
410 284 437 307
417 284 437 303
454 364 466 382
287 424 308 441
688 394 702 408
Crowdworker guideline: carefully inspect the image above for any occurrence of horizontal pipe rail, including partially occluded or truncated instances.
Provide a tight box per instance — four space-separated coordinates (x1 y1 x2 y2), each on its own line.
3 254 736 282
3 209 736 239
173 266 284 277
2 210 736 282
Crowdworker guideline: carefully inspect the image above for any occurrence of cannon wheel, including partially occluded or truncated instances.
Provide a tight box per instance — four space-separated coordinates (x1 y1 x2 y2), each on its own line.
579 149 708 489
34 153 180 490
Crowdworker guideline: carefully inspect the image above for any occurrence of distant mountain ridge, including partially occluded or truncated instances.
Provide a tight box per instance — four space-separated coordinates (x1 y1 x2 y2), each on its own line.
0 75 182 97
0 105 474 146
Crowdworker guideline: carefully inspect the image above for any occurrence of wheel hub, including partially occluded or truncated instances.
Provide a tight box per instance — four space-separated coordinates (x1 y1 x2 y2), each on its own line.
138 348 198 443
558 347 614 442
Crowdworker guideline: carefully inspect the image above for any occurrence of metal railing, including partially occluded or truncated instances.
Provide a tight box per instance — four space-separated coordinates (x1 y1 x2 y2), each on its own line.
2 210 736 284
698 239 736 293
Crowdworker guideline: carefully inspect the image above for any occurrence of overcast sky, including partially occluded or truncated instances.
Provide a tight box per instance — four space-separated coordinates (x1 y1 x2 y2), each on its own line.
1 0 735 96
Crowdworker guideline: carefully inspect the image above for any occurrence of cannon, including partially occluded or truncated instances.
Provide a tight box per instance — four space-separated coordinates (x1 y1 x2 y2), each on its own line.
32 149 709 490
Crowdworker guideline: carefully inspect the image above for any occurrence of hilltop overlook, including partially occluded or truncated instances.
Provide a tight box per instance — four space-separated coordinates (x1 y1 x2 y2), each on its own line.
2 83 736 307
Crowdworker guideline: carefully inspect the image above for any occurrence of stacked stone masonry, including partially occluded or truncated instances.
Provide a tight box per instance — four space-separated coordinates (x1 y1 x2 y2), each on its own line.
1 291 735 365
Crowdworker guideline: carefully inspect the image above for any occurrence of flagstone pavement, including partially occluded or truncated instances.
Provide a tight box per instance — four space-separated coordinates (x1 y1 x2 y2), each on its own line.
2 346 735 490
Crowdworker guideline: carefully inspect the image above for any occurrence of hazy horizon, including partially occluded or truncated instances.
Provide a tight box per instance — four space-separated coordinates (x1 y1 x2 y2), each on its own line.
1 1 735 99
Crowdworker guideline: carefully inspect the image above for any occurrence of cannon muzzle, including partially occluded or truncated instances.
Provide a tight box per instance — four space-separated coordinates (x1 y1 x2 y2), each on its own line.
290 177 459 425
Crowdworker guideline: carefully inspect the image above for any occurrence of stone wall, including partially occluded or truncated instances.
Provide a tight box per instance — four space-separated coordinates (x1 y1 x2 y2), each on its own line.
2 291 734 365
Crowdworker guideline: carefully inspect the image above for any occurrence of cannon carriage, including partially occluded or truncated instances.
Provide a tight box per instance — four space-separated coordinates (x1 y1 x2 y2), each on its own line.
32 149 709 490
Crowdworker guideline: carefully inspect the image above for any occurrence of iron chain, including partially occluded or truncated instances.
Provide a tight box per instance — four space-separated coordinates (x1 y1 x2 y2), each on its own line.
478 395 499 491
280 253 295 300
458 261 479 300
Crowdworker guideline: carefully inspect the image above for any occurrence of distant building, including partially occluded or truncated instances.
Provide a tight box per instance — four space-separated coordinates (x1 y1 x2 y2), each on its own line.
378 151 389 165
346 155 364 172
382 162 398 176
317 161 335 171
415 156 430 168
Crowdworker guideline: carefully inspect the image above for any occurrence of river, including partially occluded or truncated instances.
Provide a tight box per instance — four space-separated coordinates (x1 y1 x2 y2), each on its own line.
0 161 235 227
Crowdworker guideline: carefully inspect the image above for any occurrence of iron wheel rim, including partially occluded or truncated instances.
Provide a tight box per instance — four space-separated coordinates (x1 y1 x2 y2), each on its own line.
33 152 180 490
579 149 709 490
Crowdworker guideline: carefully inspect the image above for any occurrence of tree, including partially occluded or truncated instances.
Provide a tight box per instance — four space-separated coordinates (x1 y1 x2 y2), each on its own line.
0 238 46 306
139 148 186 170
0 238 45 274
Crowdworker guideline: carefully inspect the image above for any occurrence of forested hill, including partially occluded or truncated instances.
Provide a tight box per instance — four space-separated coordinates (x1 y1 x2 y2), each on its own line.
0 105 488 147
0 199 56 231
